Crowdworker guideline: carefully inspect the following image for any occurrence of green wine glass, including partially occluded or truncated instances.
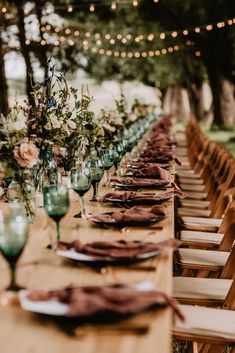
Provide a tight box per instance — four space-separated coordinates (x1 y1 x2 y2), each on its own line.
99 149 114 186
43 185 69 241
0 213 28 291
71 165 91 218
90 159 104 201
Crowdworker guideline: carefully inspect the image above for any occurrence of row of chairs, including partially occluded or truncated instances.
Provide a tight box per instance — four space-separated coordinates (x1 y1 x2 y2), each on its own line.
172 118 235 353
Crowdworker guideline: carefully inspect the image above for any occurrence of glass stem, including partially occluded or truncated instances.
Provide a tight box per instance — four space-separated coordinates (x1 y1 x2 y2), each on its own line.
80 196 87 218
92 182 99 201
8 262 18 291
106 170 110 185
56 221 61 241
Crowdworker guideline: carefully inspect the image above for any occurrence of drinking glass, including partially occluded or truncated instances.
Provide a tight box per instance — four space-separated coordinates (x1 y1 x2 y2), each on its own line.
0 213 28 291
71 165 91 218
99 149 114 186
43 185 69 241
110 146 122 172
90 159 104 201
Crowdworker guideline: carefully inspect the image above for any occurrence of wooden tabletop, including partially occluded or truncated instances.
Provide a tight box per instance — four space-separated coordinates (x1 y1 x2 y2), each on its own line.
0 173 174 353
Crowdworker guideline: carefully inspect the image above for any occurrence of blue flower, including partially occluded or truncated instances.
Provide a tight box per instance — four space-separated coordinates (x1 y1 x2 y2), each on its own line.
48 97 56 108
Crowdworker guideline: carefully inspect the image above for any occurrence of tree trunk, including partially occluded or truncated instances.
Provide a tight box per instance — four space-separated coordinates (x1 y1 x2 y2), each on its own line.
16 1 35 106
35 1 48 80
0 28 9 115
206 64 224 127
220 79 235 125
187 81 205 121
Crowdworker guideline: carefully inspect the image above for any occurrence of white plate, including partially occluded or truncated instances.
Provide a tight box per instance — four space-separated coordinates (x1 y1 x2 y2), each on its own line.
19 291 68 316
19 281 155 317
57 248 162 263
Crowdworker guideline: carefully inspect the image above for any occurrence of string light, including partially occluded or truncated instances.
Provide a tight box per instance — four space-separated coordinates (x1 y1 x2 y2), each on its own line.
29 38 192 61
111 2 116 10
89 4 95 12
133 0 138 6
1 7 6 13
38 16 235 46
195 50 201 57
67 5 73 13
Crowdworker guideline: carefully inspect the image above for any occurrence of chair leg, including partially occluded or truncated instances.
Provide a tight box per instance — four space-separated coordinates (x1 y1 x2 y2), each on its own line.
197 270 209 278
201 344 226 353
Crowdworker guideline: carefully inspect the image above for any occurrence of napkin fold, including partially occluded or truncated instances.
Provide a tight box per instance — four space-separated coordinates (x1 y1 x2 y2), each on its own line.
111 177 169 187
90 205 169 223
57 238 180 259
101 190 184 203
27 284 184 321
127 165 171 181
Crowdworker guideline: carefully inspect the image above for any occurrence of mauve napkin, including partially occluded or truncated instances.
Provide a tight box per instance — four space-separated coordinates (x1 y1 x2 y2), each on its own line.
57 238 180 259
27 284 184 320
101 190 185 203
128 162 170 169
127 165 171 181
90 205 169 223
111 177 169 187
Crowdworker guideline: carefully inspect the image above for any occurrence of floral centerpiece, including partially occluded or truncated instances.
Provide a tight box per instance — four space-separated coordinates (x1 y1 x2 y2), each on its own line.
0 102 39 218
96 108 124 148
26 60 98 176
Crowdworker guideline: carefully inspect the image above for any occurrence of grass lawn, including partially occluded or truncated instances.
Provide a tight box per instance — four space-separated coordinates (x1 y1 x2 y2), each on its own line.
202 125 235 158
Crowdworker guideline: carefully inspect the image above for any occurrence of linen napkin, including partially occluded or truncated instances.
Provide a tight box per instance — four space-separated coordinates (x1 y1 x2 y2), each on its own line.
27 284 184 320
127 165 171 181
57 238 180 259
101 190 184 203
90 205 169 223
111 177 169 187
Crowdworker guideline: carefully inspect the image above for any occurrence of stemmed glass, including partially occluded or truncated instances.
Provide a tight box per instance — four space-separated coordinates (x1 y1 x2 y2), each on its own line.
90 159 104 201
43 185 70 241
111 146 122 172
71 163 92 218
99 149 114 186
0 212 28 291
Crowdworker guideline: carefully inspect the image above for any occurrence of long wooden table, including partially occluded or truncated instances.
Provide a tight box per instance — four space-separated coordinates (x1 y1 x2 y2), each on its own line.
0 171 174 353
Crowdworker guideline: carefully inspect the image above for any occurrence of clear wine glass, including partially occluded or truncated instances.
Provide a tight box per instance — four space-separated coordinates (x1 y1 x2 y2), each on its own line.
71 164 92 218
43 185 70 241
0 213 28 291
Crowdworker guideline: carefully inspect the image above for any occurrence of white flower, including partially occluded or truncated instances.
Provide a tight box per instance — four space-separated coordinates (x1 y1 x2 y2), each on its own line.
50 115 61 129
12 110 27 131
62 123 70 136
45 122 52 131
67 119 76 129
103 123 115 132
128 112 137 122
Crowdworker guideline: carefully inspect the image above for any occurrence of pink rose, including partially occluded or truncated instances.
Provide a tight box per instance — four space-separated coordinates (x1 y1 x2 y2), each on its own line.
14 143 39 168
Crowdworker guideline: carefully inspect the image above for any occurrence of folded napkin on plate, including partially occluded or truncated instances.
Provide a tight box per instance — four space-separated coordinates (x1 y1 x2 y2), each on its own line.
127 165 171 181
111 177 169 186
127 162 170 169
27 283 184 320
91 205 169 223
57 238 180 259
101 190 186 202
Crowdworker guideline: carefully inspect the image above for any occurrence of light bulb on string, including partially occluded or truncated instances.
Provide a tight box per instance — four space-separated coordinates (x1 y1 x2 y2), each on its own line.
90 4 95 12
133 0 138 6
2 7 7 13
67 5 73 13
111 2 116 10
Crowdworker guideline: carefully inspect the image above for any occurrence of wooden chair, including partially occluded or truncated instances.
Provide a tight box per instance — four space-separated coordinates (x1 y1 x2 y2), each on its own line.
177 198 235 249
174 209 235 277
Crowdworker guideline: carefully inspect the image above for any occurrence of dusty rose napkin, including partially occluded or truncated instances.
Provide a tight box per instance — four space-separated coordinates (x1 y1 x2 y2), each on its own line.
101 190 185 203
57 238 180 259
90 205 169 223
111 177 169 187
27 284 184 320
127 162 170 169
127 165 171 181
